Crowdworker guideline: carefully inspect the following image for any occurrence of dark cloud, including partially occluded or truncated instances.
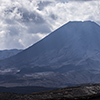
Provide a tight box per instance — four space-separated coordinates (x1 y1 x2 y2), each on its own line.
5 6 46 24
4 5 52 34
50 14 58 20
18 8 52 33
5 6 16 13
37 1 52 11
22 10 45 24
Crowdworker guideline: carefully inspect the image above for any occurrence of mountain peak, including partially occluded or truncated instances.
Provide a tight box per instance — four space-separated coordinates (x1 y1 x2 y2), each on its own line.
55 21 98 34
66 21 99 28
67 20 95 24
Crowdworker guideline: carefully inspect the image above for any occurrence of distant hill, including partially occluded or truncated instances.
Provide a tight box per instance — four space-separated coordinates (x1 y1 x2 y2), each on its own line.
0 84 100 100
0 49 22 60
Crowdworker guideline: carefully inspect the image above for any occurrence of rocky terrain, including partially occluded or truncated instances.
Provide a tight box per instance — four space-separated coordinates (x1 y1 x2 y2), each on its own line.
0 84 100 100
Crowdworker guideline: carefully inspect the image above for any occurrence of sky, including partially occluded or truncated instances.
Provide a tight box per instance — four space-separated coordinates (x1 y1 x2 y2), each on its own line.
0 0 100 50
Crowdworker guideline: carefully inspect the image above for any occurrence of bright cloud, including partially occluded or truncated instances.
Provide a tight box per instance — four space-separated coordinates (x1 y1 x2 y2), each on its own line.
0 0 100 50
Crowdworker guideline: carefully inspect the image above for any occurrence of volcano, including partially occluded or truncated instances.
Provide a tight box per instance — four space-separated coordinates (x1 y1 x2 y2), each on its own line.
0 21 100 87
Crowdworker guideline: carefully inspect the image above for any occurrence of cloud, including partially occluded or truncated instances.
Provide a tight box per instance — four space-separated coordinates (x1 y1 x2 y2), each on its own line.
0 0 100 50
37 1 52 11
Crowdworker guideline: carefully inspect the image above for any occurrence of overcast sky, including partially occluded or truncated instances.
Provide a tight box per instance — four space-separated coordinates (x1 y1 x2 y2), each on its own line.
0 0 100 50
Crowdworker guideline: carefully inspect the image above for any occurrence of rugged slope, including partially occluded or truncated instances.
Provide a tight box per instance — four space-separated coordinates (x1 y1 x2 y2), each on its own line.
0 21 100 87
